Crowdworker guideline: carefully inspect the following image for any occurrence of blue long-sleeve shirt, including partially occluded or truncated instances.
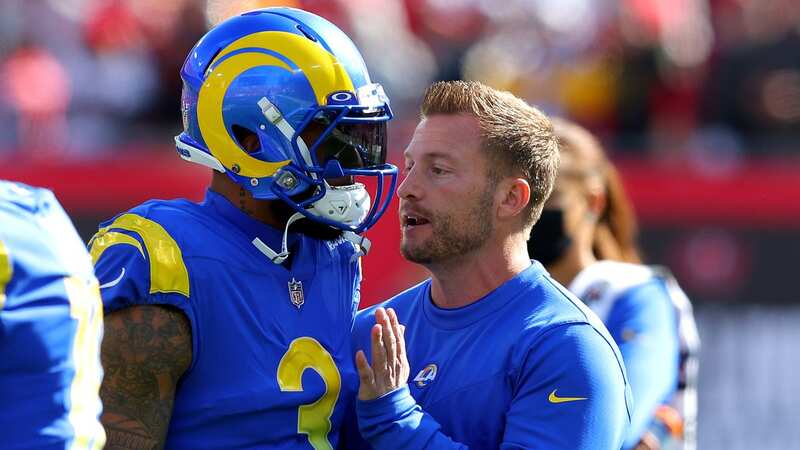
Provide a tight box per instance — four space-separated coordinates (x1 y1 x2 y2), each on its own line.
569 261 680 449
348 262 631 449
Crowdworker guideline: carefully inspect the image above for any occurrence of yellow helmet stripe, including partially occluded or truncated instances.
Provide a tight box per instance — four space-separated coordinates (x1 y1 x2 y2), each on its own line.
0 239 12 310
198 52 293 178
90 214 190 297
198 31 356 178
210 31 355 105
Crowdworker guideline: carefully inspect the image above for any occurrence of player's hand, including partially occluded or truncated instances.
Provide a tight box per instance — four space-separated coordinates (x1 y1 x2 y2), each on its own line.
355 307 409 401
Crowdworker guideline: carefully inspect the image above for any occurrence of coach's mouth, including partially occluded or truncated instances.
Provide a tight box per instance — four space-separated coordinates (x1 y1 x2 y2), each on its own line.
401 211 431 229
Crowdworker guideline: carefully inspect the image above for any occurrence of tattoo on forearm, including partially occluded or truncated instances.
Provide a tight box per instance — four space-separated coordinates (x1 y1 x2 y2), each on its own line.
106 429 158 450
100 305 192 450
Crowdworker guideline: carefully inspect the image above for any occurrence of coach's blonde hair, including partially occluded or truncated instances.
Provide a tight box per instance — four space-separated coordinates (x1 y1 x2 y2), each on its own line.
420 80 559 226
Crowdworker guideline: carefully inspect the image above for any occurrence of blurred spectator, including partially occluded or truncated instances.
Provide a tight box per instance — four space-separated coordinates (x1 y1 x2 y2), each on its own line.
0 0 798 158
1 40 70 155
702 0 800 154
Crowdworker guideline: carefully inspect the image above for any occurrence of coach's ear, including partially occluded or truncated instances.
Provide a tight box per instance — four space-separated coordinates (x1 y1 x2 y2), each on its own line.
496 177 531 222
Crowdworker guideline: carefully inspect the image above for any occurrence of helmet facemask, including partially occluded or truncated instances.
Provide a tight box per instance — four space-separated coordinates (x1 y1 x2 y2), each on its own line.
266 96 397 235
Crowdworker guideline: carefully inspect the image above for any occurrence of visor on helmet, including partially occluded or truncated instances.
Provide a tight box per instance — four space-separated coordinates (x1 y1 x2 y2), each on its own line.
315 120 387 169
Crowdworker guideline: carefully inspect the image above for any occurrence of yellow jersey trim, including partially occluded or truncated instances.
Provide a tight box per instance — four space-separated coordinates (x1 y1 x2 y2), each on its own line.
64 276 106 450
0 239 11 310
91 214 190 298
89 231 144 264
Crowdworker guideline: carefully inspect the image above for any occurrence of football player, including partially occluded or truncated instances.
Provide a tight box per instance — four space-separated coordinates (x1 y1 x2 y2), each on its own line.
348 81 631 449
90 8 397 449
528 118 699 450
0 181 105 449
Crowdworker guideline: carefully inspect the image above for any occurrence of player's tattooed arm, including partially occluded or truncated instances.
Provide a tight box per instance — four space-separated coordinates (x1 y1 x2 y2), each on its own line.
100 305 192 450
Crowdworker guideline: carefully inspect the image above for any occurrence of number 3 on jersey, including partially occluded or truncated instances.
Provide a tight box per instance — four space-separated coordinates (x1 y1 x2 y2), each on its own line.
277 337 342 450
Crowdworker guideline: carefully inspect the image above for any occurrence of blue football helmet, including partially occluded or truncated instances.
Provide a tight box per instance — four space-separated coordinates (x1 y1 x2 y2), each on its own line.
176 7 397 234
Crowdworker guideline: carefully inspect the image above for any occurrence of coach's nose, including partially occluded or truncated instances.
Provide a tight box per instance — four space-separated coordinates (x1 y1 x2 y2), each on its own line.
397 166 421 201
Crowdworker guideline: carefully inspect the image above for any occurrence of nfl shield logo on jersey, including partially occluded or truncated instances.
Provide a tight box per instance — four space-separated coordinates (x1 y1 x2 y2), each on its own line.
288 278 304 309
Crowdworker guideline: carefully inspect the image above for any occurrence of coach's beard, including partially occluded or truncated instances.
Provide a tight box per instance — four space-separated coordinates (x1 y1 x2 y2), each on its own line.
401 191 494 265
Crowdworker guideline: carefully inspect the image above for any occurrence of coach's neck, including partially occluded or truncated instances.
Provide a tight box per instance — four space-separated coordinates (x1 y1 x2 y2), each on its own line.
428 232 531 309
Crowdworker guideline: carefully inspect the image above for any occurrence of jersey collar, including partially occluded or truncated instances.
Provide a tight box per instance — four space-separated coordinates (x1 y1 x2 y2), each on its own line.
203 188 299 254
422 261 546 330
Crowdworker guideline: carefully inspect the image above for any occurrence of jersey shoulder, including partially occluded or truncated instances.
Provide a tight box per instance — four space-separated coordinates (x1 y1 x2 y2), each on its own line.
0 181 95 286
567 260 660 322
515 273 609 337
509 273 628 381
92 197 211 258
89 198 207 307
570 261 656 298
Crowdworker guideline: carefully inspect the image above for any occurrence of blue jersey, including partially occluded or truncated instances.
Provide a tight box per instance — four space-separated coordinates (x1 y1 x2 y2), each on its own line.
349 262 631 450
90 189 362 449
569 261 682 450
0 181 105 450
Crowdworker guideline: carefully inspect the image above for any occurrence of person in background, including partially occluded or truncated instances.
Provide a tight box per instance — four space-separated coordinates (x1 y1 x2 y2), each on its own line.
0 180 105 450
348 80 631 449
528 118 700 450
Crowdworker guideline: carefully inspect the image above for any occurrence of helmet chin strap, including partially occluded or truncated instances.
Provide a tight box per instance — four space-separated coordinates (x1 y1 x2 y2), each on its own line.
342 231 371 261
251 212 305 264
251 214 372 265
251 98 375 264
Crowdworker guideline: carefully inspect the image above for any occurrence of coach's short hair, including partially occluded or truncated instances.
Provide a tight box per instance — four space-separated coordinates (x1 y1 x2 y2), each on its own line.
420 80 559 227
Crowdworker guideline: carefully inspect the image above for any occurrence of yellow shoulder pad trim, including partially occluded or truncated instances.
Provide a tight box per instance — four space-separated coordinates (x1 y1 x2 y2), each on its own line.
0 239 12 310
94 214 190 298
89 231 145 264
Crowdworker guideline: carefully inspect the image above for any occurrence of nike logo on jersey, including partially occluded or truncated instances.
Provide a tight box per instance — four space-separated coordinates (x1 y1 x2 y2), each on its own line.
548 389 587 404
99 268 125 289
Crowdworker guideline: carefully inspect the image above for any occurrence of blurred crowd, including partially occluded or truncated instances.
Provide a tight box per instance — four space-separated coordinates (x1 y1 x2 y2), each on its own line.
1 0 799 159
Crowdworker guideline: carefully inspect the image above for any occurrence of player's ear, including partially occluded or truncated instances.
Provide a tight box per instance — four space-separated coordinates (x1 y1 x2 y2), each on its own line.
496 177 531 221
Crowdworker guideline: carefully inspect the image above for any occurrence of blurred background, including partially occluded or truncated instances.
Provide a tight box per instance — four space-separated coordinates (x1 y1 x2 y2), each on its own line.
1 0 798 447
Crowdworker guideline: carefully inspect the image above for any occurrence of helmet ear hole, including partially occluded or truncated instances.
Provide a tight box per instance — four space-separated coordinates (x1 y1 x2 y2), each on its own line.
232 125 261 153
